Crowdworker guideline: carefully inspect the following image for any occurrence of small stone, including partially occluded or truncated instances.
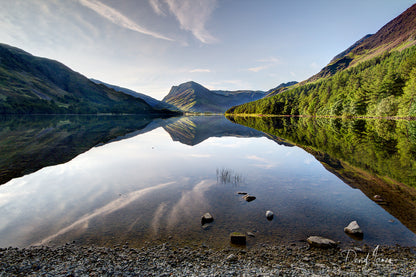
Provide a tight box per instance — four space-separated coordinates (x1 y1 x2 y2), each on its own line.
373 194 382 200
344 221 363 237
226 254 237 262
247 232 255 237
373 195 388 205
265 210 274 220
243 195 256 202
237 192 247 195
306 236 337 249
201 213 214 225
230 232 246 245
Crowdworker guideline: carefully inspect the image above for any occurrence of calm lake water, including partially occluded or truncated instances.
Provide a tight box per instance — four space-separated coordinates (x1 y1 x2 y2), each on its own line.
0 115 416 249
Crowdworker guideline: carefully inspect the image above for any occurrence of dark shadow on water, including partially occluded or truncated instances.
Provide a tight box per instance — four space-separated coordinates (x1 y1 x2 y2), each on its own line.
0 114 164 185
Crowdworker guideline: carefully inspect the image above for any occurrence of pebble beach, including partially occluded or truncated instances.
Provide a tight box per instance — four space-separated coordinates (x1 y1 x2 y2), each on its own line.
1 242 415 276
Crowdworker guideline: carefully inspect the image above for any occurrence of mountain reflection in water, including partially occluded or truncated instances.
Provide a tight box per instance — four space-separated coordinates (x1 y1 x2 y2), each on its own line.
0 115 415 249
228 116 416 234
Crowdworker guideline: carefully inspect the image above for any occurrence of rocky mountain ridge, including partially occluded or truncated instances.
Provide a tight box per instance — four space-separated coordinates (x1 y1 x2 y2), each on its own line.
308 3 416 82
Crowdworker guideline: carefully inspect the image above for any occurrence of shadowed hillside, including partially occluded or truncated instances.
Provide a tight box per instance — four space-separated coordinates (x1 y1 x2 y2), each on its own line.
0 44 176 115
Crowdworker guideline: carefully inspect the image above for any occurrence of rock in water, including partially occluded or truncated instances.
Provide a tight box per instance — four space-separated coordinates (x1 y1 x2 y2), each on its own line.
265 210 274 220
243 195 256 202
201 213 214 225
247 232 255 237
344 221 363 236
230 232 246 245
306 236 337 249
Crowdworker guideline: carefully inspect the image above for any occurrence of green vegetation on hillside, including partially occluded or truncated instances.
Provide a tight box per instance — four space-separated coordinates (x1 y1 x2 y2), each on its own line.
0 44 178 115
227 46 416 117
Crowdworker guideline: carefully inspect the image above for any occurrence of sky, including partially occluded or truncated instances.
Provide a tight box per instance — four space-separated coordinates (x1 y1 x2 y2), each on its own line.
1 0 415 100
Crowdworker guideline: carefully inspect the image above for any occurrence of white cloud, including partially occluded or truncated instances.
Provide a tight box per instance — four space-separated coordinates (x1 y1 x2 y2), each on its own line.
78 0 174 41
34 181 175 245
189 68 211 73
248 65 269 72
188 154 212 158
257 57 279 63
245 155 277 169
248 56 280 72
149 0 218 44
246 155 268 163
149 0 166 16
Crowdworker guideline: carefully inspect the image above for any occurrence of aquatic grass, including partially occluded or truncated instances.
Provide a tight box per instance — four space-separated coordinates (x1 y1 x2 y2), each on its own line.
216 168 244 185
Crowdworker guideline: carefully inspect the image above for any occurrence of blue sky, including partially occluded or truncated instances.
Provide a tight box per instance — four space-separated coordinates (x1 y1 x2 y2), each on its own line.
1 0 415 99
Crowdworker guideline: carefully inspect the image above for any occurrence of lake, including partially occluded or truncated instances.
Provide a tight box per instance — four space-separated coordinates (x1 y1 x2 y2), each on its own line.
1 115 416 249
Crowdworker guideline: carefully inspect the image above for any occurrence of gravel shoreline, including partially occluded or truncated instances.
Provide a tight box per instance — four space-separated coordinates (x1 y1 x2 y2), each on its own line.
1 242 415 276
0 243 416 276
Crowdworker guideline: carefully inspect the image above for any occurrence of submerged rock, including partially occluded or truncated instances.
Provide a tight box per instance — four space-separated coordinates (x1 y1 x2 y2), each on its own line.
344 221 363 239
201 213 214 225
306 236 337 249
373 195 388 205
243 195 256 202
230 232 246 245
265 210 274 220
373 195 383 201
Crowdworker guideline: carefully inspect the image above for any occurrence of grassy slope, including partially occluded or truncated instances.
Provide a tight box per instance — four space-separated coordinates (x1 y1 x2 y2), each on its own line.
0 43 159 114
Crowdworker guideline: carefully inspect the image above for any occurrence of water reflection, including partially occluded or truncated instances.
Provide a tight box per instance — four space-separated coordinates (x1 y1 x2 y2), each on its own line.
228 116 416 234
0 115 158 185
0 115 415 249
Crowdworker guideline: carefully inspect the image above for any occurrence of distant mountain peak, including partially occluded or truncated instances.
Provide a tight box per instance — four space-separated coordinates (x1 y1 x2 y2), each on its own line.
162 81 266 113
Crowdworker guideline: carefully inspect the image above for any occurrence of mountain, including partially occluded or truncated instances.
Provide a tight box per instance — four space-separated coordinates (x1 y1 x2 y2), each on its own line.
162 81 267 113
308 4 416 82
90 79 179 111
0 43 176 115
227 3 416 118
265 81 298 97
162 115 265 145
